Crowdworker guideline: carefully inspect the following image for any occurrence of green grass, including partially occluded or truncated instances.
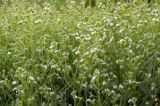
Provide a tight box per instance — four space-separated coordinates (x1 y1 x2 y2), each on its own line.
0 1 160 106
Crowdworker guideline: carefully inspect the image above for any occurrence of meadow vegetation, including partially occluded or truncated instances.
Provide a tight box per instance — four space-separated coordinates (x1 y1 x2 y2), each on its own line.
0 0 160 106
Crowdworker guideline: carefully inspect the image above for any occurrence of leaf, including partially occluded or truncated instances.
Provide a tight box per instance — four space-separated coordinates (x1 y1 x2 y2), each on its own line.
16 101 23 106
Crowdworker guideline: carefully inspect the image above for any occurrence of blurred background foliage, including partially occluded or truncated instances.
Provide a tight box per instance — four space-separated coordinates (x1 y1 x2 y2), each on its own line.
0 0 159 9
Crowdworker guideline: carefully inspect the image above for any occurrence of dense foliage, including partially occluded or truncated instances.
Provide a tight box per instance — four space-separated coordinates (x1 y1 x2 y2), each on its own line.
0 1 160 106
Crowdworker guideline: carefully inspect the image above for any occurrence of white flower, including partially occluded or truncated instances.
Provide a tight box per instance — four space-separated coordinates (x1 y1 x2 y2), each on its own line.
13 87 17 91
152 18 159 22
113 75 117 79
90 48 97 53
35 19 43 24
110 23 114 26
102 81 106 85
20 90 25 95
84 35 91 41
119 84 124 89
119 28 124 33
44 7 50 11
111 90 115 94
91 76 96 82
0 80 4 84
75 50 80 55
145 101 149 105
12 81 17 85
57 18 60 22
128 50 133 54
128 97 137 104
106 36 114 44
7 52 11 55
28 76 35 81
118 39 125 44
113 85 118 89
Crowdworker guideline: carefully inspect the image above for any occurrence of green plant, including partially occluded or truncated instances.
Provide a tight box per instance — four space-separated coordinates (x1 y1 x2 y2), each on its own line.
0 1 160 106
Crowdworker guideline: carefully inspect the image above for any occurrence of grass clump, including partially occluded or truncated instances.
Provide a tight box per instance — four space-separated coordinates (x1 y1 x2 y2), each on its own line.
0 1 160 106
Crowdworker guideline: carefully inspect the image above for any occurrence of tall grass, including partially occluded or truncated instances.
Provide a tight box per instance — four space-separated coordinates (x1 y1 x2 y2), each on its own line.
0 1 160 106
